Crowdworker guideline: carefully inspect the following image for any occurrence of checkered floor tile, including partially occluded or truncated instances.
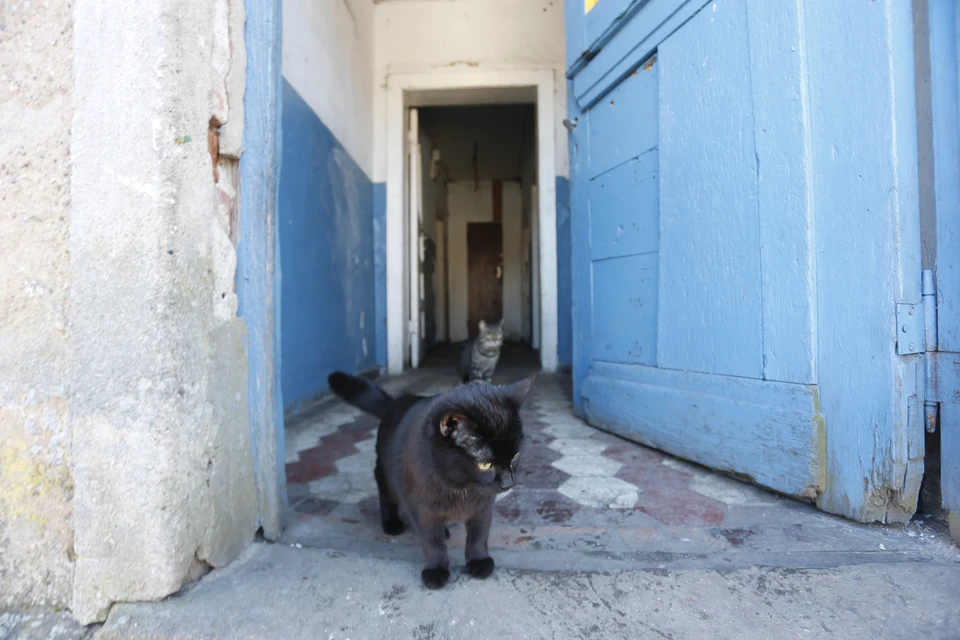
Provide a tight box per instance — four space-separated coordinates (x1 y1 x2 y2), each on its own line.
284 363 794 550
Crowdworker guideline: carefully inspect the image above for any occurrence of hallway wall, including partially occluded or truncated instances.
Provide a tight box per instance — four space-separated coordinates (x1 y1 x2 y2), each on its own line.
279 0 378 407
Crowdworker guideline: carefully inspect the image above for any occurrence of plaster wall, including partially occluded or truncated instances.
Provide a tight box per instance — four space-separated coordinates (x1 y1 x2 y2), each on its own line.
283 0 375 177
0 0 75 611
70 0 257 622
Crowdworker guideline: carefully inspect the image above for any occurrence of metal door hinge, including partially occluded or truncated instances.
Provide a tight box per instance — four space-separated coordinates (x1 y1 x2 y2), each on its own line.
921 270 944 433
898 271 948 433
896 302 923 355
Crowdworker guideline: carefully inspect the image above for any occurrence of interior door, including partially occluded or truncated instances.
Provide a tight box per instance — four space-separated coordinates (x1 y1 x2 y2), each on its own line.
407 108 425 368
467 222 503 339
566 0 923 517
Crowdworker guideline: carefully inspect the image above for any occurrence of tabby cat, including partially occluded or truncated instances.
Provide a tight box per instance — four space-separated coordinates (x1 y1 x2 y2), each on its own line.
328 370 534 589
456 319 504 383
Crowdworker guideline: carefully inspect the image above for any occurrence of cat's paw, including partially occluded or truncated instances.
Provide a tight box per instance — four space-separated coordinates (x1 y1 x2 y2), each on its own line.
382 517 406 536
421 567 450 590
466 557 495 579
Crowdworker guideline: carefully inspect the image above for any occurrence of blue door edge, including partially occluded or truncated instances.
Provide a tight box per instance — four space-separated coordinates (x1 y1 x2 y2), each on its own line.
567 77 591 418
927 0 960 538
237 0 286 539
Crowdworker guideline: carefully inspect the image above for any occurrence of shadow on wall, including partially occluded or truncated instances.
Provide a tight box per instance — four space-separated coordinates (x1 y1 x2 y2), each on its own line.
279 79 376 408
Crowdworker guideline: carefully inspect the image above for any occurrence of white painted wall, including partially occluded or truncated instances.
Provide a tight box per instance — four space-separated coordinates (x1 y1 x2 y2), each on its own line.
447 180 524 342
283 0 375 176
372 0 568 182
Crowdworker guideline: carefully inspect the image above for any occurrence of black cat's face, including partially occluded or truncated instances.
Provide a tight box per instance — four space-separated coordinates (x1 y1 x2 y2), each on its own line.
432 376 535 493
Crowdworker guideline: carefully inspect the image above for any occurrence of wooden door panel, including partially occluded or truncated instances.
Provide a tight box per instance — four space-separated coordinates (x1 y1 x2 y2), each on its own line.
657 0 763 380
570 0 821 500
588 151 658 262
467 222 503 338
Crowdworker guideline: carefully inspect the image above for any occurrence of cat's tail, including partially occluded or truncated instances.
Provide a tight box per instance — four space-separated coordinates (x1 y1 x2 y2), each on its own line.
328 371 393 418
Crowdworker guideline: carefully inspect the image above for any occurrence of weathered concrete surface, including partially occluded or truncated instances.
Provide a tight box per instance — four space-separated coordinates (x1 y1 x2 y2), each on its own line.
69 0 257 624
96 543 960 640
94 363 960 637
0 609 89 640
0 0 76 610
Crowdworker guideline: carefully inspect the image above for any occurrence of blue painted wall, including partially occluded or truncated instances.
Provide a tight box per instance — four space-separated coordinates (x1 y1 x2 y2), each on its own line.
373 183 388 369
556 177 573 370
279 79 377 407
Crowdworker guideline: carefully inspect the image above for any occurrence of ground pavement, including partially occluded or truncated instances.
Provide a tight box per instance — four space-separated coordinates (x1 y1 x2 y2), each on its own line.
9 355 959 639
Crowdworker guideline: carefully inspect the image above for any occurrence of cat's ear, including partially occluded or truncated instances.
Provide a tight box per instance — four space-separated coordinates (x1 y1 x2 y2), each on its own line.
506 376 536 407
439 413 468 438
479 319 487 330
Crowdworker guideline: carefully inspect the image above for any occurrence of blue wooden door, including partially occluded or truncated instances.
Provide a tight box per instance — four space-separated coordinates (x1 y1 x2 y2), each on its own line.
567 0 925 520
928 0 960 541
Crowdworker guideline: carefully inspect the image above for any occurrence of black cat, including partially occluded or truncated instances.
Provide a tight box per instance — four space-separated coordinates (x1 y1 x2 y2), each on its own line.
328 371 535 589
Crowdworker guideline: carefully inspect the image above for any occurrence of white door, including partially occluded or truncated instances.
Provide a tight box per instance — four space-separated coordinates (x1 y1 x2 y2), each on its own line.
407 108 425 368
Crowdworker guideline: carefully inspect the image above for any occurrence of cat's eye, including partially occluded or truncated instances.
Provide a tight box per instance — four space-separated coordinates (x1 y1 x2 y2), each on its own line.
477 462 492 471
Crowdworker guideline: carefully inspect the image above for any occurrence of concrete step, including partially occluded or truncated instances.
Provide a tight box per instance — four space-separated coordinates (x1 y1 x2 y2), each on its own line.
94 542 960 640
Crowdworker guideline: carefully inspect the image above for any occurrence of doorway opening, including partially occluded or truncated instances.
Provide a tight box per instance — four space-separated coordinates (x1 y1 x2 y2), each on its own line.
407 103 540 374
385 72 559 376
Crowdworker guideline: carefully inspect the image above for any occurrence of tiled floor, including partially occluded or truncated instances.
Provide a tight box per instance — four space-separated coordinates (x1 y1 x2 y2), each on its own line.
283 348 957 562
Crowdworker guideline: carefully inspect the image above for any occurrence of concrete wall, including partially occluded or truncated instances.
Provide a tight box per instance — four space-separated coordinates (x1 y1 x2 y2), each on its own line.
279 0 377 405
70 0 257 622
446 181 524 342
0 0 75 610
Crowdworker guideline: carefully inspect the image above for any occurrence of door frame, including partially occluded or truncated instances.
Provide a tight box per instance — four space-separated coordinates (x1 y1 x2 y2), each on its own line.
407 107 424 368
236 0 284 536
385 69 559 374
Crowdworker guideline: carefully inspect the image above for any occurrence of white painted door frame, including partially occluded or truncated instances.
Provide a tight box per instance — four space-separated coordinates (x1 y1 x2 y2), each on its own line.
531 183 541 351
385 69 558 374
407 107 424 368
